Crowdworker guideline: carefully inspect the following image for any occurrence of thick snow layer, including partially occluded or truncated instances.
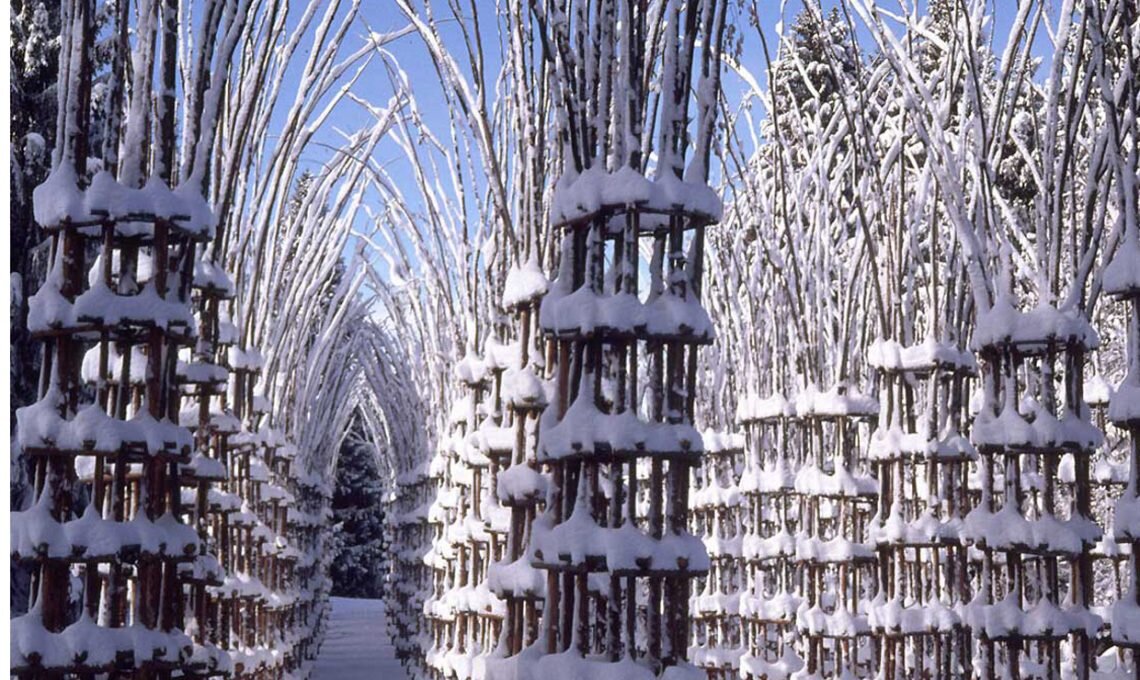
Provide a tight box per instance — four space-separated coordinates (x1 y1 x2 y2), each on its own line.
701 430 746 453
76 281 195 329
869 505 959 546
32 168 215 236
193 258 235 296
469 421 515 457
738 459 796 494
742 528 796 562
551 165 723 226
12 501 199 561
539 386 702 460
962 504 1101 553
972 400 1102 451
1086 374 1115 406
689 644 744 669
962 592 1101 639
868 594 960 633
81 344 148 385
972 300 1098 351
793 463 878 498
502 255 550 308
735 392 794 423
17 393 192 455
454 353 489 386
488 556 546 598
529 509 709 573
867 426 931 461
540 285 713 341
503 366 550 410
1109 370 1140 425
692 482 742 510
794 383 878 418
867 337 976 373
796 601 870 637
12 611 195 670
739 590 801 621
497 464 547 505
1104 235 1140 296
739 648 803 680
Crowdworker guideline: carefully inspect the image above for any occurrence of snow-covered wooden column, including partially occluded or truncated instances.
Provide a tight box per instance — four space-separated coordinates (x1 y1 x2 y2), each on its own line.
531 160 720 678
735 394 803 679
387 461 434 668
522 0 726 673
423 439 455 678
966 297 1103 679
251 427 302 674
176 255 238 676
866 339 976 678
288 471 333 674
1106 231 1140 667
437 342 515 673
469 340 516 657
14 169 211 674
689 431 746 679
1083 373 1131 636
791 384 879 676
486 255 551 665
424 354 495 678
211 345 272 677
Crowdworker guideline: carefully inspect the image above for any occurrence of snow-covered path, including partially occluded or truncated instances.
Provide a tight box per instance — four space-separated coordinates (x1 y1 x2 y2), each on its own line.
311 597 408 680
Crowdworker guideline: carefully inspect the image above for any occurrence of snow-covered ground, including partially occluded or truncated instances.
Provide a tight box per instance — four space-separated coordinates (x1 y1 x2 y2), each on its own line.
311 598 407 680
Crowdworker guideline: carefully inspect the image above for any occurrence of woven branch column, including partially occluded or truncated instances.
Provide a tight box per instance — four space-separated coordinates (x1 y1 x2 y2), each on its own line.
966 305 1103 680
689 431 746 679
736 394 803 679
526 185 719 680
387 462 435 668
485 256 551 671
789 385 879 677
866 340 976 678
1106 237 1140 672
177 256 238 677
423 357 506 678
14 173 213 677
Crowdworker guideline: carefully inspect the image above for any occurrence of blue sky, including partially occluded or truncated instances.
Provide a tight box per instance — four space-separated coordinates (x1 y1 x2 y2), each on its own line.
271 0 1048 290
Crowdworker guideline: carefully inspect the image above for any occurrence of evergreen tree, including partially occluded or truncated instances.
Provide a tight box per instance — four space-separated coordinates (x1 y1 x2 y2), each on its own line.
772 8 857 117
10 1 60 423
329 425 388 599
10 1 61 617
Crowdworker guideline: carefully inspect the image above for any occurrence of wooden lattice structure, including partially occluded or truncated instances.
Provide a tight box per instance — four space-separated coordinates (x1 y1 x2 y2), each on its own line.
736 394 803 679
14 174 210 676
527 178 718 679
179 254 238 677
867 339 976 678
1084 373 1132 609
966 302 1104 679
1106 235 1140 671
790 385 880 677
689 431 746 679
423 355 509 679
485 255 551 668
288 471 334 674
386 460 435 667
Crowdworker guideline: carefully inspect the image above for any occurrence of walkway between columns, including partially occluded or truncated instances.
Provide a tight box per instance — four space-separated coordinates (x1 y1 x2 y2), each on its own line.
312 598 408 679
